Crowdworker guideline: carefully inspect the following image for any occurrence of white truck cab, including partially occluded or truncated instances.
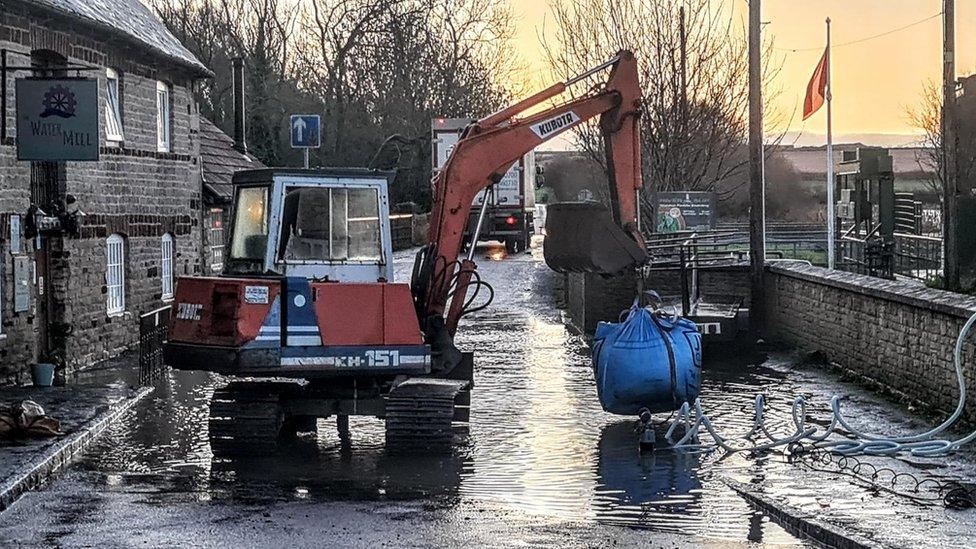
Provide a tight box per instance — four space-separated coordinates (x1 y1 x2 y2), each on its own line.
225 168 396 283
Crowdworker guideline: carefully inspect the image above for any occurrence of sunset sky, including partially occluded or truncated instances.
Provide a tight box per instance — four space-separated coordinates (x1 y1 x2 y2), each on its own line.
509 0 973 146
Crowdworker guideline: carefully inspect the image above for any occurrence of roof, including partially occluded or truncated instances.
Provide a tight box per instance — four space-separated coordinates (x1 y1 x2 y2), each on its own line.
231 167 396 185
777 145 935 178
200 117 263 203
22 0 211 76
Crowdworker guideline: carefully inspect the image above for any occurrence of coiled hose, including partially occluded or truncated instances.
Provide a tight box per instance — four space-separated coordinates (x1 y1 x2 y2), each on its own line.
664 310 976 458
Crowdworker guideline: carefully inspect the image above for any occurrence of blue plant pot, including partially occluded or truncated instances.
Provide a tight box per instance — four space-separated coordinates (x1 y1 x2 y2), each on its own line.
31 363 56 387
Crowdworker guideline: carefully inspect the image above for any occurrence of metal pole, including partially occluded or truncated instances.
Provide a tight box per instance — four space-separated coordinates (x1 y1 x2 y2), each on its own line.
748 0 765 331
943 0 959 290
679 5 688 189
826 18 835 270
680 246 690 315
467 187 493 261
304 148 310 169
1 49 7 142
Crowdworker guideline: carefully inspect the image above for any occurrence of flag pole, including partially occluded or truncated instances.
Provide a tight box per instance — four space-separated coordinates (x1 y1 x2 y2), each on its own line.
826 17 835 270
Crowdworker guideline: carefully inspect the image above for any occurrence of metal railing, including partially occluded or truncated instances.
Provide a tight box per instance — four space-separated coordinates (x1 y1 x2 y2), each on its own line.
139 306 171 386
652 223 943 282
838 233 942 282
644 231 744 313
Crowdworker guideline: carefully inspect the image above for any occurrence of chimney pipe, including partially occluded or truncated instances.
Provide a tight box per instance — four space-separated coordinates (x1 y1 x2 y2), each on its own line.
232 57 246 154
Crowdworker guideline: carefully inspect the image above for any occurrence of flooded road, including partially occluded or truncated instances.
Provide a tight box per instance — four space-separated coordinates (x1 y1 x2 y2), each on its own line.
1 243 974 547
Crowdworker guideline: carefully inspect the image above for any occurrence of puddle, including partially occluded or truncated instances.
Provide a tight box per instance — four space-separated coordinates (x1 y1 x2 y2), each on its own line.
68 245 976 547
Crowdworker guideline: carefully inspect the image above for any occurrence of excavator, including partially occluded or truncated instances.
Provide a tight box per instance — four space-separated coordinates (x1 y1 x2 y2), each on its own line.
163 51 649 454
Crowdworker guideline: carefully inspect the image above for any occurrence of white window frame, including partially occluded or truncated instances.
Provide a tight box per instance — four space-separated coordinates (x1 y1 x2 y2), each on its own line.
105 68 124 143
209 209 225 273
106 234 126 315
156 80 171 152
161 233 174 301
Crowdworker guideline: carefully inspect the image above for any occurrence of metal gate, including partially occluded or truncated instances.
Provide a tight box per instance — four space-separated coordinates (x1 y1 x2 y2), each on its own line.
139 306 171 386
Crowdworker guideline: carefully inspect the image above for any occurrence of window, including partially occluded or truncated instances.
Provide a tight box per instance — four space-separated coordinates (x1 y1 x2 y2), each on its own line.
209 209 225 273
106 234 126 315
156 81 171 152
278 187 382 262
161 233 174 300
229 186 269 261
105 68 124 142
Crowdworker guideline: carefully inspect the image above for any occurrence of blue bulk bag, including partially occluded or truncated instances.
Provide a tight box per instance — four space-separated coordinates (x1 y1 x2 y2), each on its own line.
593 301 702 415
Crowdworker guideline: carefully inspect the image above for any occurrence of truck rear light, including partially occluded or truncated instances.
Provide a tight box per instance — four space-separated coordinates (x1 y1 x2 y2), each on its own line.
505 215 517 226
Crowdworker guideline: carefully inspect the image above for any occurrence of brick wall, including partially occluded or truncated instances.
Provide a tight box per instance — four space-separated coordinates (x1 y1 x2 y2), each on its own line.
765 263 976 423
0 4 204 382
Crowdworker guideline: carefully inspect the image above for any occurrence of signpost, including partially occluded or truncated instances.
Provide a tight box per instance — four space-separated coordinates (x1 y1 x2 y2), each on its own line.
15 78 99 161
653 191 715 233
290 114 321 168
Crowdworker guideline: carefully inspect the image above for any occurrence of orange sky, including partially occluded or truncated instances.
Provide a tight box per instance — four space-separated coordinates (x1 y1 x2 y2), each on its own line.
510 0 971 144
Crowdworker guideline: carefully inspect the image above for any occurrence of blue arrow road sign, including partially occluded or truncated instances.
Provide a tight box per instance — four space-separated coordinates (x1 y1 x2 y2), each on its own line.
290 114 320 148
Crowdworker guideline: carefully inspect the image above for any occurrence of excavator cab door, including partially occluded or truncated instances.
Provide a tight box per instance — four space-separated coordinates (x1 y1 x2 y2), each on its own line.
543 201 648 275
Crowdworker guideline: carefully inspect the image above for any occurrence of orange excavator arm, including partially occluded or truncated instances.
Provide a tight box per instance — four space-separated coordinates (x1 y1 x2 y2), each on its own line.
412 50 648 339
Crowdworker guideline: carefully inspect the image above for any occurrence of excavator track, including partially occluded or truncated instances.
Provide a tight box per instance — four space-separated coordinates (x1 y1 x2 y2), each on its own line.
385 378 468 452
208 382 288 457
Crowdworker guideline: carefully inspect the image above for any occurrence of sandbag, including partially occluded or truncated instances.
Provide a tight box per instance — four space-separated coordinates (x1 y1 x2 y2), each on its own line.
0 400 63 439
593 302 702 415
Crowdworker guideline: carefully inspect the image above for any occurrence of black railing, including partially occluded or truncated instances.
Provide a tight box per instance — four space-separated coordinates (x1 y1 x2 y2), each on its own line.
838 233 942 282
644 231 744 313
139 306 171 386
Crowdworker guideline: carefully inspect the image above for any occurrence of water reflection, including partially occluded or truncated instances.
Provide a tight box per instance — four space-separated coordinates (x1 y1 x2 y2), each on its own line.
208 436 469 504
70 249 809 545
594 421 702 529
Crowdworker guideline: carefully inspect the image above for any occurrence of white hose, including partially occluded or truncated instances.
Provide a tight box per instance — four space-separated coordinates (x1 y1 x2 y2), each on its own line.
665 310 976 458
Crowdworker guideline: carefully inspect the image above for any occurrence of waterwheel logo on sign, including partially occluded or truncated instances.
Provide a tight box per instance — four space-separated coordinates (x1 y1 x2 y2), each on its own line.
15 78 99 161
40 85 78 118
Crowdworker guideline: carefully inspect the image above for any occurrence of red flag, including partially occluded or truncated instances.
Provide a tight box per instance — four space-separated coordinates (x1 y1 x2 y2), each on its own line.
803 47 829 120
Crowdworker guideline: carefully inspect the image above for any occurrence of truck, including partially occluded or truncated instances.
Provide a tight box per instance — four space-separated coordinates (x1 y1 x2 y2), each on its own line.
432 118 536 254
162 51 648 455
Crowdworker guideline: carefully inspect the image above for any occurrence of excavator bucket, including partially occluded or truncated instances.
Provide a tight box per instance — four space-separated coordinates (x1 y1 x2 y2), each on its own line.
543 202 648 275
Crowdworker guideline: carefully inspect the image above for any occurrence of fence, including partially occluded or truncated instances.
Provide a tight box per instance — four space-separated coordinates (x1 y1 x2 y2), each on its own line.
654 222 942 282
139 306 170 386
838 233 942 282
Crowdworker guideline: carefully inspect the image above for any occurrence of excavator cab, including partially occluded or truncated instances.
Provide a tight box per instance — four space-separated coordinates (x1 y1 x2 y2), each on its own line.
543 201 648 275
224 168 394 282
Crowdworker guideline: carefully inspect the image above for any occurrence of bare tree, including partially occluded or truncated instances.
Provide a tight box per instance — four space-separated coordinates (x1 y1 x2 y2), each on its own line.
154 0 299 164
543 0 783 212
156 0 517 206
907 80 944 195
908 76 976 201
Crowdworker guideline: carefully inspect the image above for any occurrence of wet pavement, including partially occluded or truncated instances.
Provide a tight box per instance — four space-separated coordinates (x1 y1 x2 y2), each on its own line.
0 243 974 547
0 378 149 511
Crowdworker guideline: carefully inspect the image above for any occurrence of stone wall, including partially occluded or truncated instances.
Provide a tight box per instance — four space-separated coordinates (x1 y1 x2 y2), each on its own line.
765 262 976 422
0 4 204 382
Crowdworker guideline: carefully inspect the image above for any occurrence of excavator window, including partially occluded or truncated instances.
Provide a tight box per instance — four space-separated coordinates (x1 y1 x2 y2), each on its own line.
229 186 269 261
278 186 382 262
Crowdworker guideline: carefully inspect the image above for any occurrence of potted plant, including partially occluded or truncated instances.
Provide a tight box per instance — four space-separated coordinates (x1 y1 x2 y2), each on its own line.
32 352 62 387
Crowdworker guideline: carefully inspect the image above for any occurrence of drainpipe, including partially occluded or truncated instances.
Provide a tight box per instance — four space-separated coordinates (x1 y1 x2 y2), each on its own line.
232 58 246 154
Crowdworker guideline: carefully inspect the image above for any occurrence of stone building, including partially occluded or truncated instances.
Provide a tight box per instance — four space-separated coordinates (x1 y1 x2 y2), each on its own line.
0 0 211 383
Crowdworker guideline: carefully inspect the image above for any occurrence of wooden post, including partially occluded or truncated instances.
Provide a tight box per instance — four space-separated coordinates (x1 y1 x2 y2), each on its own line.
943 0 959 290
749 0 765 331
